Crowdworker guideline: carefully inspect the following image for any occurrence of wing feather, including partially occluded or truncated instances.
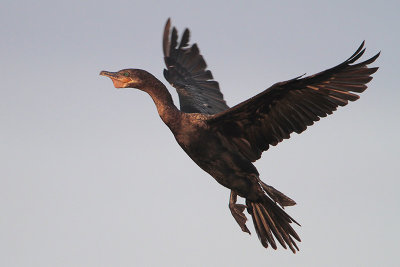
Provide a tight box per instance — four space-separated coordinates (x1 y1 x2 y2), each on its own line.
208 43 379 161
163 19 229 114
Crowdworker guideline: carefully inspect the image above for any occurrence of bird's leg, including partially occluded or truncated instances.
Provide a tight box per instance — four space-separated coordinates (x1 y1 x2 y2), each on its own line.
229 191 251 234
259 181 297 208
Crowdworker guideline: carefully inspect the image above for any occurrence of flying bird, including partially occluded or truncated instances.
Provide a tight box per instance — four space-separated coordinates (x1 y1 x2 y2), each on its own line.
100 19 379 253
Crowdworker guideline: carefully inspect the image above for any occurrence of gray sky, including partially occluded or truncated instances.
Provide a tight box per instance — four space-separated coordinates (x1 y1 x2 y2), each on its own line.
1 0 399 266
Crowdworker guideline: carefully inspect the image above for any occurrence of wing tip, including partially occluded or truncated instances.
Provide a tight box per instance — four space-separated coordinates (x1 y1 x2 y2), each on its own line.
348 41 381 66
163 18 172 56
366 51 381 65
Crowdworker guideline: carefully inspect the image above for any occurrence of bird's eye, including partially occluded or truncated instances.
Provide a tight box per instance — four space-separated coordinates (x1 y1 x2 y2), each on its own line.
123 72 129 77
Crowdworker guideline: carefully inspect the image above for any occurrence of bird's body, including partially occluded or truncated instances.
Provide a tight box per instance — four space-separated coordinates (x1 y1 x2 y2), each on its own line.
100 19 379 253
134 74 262 200
176 115 260 200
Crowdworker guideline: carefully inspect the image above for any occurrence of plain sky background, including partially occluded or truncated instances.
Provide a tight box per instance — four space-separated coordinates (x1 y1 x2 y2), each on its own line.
1 0 399 266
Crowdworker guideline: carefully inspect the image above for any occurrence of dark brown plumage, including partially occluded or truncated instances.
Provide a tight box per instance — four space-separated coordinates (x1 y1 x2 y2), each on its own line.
100 19 379 253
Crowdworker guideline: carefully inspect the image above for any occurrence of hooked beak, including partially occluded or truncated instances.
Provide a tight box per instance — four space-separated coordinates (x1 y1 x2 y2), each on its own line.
100 70 118 78
100 70 129 88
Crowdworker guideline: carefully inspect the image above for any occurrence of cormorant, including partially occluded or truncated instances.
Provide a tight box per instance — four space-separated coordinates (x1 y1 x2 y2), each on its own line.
100 19 379 253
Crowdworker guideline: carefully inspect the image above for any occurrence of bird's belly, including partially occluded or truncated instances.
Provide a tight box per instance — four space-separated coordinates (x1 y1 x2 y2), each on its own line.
176 134 259 198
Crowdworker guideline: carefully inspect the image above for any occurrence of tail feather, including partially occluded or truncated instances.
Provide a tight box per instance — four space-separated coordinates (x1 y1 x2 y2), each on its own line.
252 204 278 249
246 198 301 253
257 203 288 249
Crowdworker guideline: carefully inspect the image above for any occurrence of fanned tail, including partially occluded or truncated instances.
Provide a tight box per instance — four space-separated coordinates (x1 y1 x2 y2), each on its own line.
246 198 301 253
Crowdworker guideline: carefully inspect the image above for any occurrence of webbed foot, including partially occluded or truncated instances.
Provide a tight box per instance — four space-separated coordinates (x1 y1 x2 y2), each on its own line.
229 191 251 234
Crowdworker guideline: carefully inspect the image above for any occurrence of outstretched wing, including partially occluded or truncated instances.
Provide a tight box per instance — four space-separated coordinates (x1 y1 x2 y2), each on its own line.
207 42 380 161
163 19 229 114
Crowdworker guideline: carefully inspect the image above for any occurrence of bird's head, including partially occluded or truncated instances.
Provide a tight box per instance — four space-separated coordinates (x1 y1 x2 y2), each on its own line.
100 69 152 89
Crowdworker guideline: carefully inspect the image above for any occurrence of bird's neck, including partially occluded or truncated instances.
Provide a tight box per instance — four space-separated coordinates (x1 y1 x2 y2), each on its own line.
142 79 181 131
